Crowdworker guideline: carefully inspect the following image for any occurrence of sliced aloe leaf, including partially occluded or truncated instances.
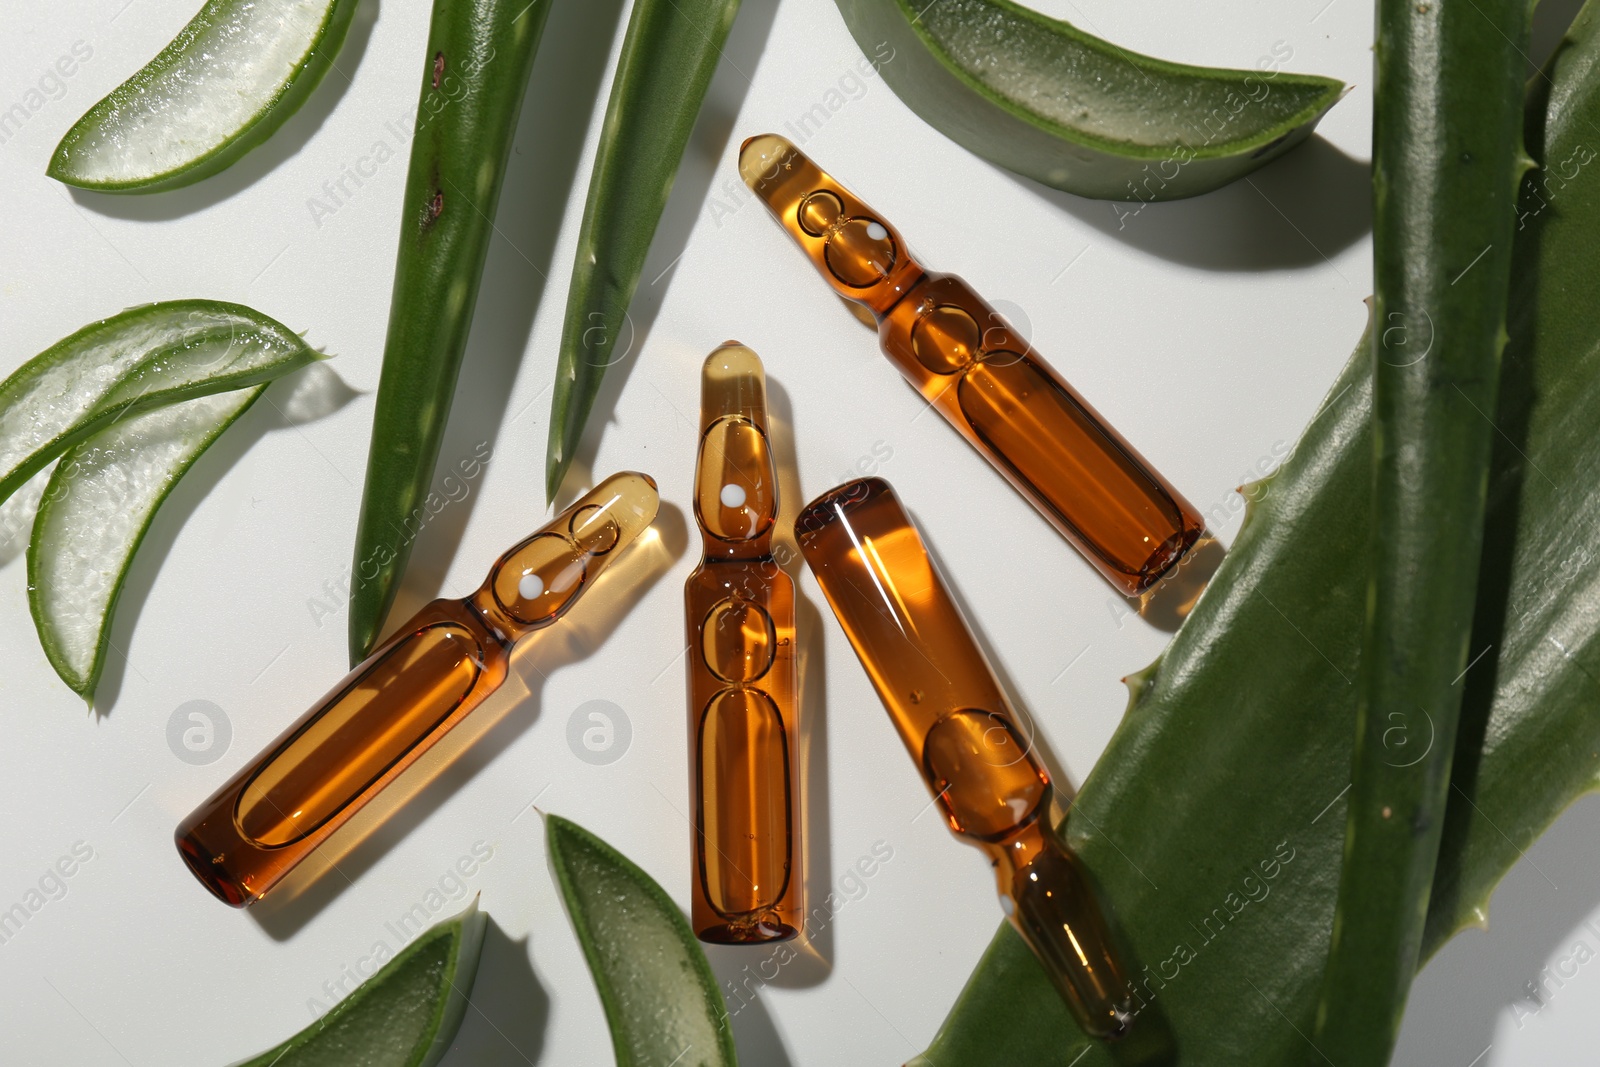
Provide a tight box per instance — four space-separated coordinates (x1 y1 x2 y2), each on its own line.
833 0 1345 200
0 300 320 509
547 814 738 1067
28 385 261 700
544 0 743 502
232 899 485 1067
48 0 359 192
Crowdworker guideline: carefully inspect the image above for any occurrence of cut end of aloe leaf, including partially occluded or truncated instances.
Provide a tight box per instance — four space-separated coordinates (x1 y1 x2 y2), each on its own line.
50 0 357 192
547 814 738 1067
232 898 485 1067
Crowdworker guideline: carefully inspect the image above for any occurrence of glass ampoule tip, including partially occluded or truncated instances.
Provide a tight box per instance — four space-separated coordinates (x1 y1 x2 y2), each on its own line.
481 471 659 631
695 346 775 548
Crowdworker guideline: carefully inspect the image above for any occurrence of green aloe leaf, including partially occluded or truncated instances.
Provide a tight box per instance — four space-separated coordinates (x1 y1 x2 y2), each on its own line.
544 0 742 503
1316 0 1531 1060
49 0 359 192
29 385 265 701
831 0 1345 200
347 0 553 664
913 5 1600 1060
547 814 738 1067
0 300 321 509
232 899 485 1066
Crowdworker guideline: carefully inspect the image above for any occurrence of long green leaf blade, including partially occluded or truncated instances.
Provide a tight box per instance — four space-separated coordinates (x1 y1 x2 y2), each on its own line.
1315 0 1532 1060
544 0 742 503
547 814 738 1067
348 0 553 664
913 6 1600 1058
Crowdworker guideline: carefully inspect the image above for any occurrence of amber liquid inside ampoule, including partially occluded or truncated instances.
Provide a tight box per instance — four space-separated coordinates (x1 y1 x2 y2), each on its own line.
176 473 659 907
797 477 1132 1038
684 343 802 944
741 134 1204 596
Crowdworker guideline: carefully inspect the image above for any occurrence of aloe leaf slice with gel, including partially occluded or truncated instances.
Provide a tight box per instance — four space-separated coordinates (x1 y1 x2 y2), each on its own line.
547 815 739 1067
49 0 359 192
832 0 1345 200
0 300 320 509
231 899 486 1067
28 385 263 700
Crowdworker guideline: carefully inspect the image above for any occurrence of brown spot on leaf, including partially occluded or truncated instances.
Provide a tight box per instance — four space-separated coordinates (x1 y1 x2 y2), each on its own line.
433 52 445 89
431 190 444 218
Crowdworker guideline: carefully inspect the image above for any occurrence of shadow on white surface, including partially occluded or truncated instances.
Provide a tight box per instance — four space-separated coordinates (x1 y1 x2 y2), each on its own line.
1020 135 1371 272
1396 794 1600 1066
1134 534 1228 634
442 916 551 1066
1533 0 1591 80
92 362 360 713
702 948 798 1067
65 0 382 220
767 375 835 985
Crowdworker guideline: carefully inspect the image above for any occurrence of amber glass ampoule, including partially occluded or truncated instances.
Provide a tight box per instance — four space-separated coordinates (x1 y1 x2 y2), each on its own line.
175 472 659 907
797 477 1133 1039
741 134 1204 596
684 343 802 943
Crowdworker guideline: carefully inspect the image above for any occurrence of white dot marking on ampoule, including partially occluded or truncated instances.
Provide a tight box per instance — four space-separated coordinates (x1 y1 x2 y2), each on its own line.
518 573 545 600
720 483 747 508
999 894 1015 917
866 221 888 241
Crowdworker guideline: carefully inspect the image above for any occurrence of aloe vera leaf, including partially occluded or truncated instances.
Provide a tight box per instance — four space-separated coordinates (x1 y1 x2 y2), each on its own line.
546 814 738 1067
831 0 1345 201
28 385 263 700
347 0 553 664
911 8 1600 1058
232 899 485 1067
543 0 742 503
1314 0 1533 1060
0 300 321 510
48 0 359 192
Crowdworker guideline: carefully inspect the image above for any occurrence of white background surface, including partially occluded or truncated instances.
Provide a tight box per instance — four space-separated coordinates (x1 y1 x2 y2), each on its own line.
0 0 1591 1063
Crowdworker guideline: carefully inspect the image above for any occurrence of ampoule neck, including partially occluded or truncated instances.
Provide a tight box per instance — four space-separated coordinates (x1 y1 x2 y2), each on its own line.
857 265 934 323
698 540 778 565
868 268 939 326
703 541 775 563
465 589 535 646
